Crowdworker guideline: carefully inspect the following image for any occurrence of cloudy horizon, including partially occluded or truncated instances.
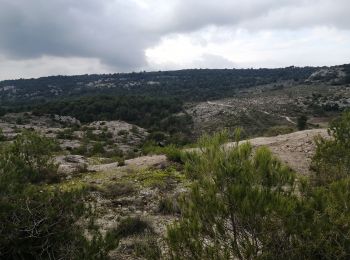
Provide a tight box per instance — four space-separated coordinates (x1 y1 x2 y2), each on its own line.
0 0 350 80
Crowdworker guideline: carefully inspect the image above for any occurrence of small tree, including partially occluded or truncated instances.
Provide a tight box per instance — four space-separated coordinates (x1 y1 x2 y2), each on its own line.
167 131 298 259
167 116 350 259
0 107 6 117
297 115 308 130
0 128 5 142
0 130 59 183
312 110 350 185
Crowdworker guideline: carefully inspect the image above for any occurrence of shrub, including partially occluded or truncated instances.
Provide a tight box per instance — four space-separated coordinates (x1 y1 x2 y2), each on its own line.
101 182 135 198
167 123 350 259
0 128 5 141
142 142 184 163
163 145 184 163
158 196 181 215
129 168 184 190
0 130 59 184
141 140 163 155
56 128 74 139
72 142 89 156
148 131 167 142
0 185 120 259
0 131 119 259
264 125 294 137
134 235 161 260
104 146 123 158
288 178 350 258
130 125 139 134
116 157 126 166
117 130 128 136
91 142 105 155
297 115 308 130
125 150 136 159
0 107 6 117
312 110 350 185
15 117 24 125
167 130 298 259
112 217 153 238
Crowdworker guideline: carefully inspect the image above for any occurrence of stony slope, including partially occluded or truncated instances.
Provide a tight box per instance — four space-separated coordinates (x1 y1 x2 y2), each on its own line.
53 128 329 259
80 128 328 179
236 128 328 175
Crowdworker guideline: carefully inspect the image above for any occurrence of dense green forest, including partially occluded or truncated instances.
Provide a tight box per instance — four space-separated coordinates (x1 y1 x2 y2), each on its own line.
29 95 193 143
31 96 182 124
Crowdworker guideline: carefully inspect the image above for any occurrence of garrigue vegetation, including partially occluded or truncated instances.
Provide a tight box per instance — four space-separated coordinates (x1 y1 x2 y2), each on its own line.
0 131 119 259
30 95 193 144
297 115 308 130
1 65 349 147
312 110 350 185
167 111 350 259
31 96 184 125
1 108 350 258
0 67 319 104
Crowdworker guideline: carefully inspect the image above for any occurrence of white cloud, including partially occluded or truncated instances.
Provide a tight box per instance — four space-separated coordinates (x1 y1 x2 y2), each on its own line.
0 0 349 79
0 55 113 80
146 26 350 69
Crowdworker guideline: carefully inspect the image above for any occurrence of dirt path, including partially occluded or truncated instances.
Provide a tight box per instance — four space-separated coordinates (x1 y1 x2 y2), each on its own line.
285 116 296 124
207 101 235 108
185 128 328 175
261 110 296 124
232 128 328 174
87 129 328 176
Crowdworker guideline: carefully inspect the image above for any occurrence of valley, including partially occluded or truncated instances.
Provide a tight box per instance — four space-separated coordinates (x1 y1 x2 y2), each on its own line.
1 64 350 259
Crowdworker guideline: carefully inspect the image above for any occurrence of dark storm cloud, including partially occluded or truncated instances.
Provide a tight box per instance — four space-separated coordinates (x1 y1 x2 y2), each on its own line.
161 0 350 32
0 0 159 70
0 0 349 72
160 0 291 32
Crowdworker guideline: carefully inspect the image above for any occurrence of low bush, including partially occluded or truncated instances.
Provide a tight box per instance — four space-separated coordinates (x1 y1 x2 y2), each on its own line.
112 217 153 238
167 118 350 259
0 130 60 184
311 110 350 185
134 235 161 260
142 142 184 163
264 125 294 137
128 168 184 190
116 157 126 166
0 131 119 259
101 182 135 198
297 115 308 130
0 128 5 141
163 145 184 163
56 128 75 139
158 195 181 215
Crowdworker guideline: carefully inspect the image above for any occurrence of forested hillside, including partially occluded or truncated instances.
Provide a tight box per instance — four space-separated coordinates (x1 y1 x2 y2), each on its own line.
2 64 350 143
0 66 320 104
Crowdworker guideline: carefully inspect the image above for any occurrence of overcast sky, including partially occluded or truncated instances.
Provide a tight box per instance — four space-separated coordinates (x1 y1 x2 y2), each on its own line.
0 0 349 80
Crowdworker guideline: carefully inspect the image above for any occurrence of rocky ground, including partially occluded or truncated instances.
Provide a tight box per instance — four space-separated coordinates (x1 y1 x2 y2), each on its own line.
236 128 328 175
0 112 148 157
0 108 336 259
55 154 184 259
51 128 329 259
186 82 350 137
